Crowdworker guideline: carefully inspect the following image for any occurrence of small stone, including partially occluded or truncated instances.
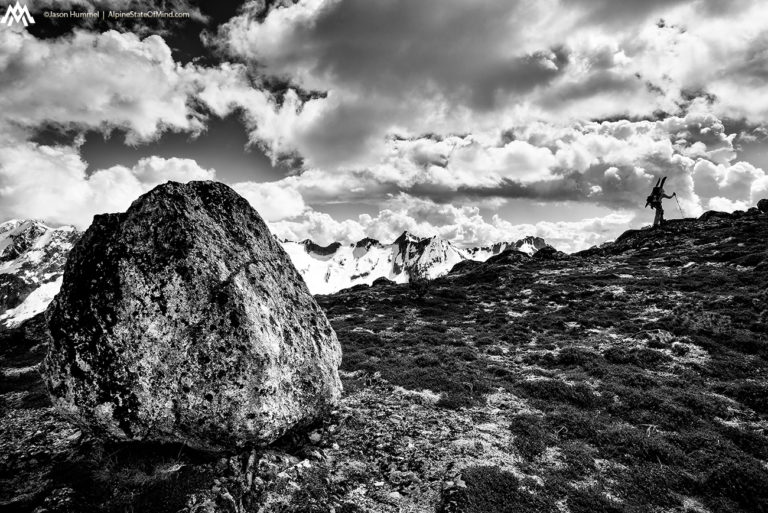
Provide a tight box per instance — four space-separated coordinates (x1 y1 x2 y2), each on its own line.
309 432 322 444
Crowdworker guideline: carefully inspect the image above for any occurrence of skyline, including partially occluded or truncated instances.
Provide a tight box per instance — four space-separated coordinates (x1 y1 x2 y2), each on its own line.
1 0 767 252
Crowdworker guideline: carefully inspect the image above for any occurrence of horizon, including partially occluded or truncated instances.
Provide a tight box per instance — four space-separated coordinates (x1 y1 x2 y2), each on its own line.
4 186 763 255
1 213 552 252
1 1 767 254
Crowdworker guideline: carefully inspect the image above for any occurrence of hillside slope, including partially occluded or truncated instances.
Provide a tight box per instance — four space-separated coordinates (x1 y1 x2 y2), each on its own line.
316 205 768 512
0 205 766 512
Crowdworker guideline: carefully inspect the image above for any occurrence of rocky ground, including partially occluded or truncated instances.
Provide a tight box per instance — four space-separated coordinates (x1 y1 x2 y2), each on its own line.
1 206 767 512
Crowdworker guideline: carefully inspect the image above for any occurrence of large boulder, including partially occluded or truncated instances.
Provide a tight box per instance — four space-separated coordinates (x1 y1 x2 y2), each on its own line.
758 198 768 214
44 181 342 451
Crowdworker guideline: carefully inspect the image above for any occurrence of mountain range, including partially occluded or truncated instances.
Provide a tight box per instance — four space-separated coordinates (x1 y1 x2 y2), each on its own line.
0 219 549 326
282 232 549 294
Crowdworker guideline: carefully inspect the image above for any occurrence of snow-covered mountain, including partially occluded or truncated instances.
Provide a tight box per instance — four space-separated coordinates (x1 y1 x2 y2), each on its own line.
282 231 550 294
463 236 550 261
0 220 79 328
0 220 550 324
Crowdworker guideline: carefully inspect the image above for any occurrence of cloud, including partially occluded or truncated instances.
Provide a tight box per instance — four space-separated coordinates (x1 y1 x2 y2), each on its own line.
259 111 757 221
128 156 215 186
0 27 312 226
708 196 750 212
216 0 570 104
692 159 766 203
231 181 307 222
210 0 579 168
270 210 367 245
0 28 208 143
752 176 768 204
0 143 215 227
207 0 768 174
268 192 637 253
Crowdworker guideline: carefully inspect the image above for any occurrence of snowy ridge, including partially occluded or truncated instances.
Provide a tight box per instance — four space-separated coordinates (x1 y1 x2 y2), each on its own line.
0 220 79 327
463 236 549 260
283 231 550 294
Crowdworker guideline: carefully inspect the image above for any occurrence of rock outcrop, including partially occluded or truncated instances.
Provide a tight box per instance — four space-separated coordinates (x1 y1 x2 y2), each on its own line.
758 198 768 214
44 181 342 451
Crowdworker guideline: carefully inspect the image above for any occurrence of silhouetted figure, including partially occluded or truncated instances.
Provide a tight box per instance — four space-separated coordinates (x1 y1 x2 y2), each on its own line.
645 177 676 227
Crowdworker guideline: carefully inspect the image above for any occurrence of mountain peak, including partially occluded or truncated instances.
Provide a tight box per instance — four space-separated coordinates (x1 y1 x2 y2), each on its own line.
354 237 382 248
513 236 549 255
0 219 81 327
393 230 423 245
0 219 77 235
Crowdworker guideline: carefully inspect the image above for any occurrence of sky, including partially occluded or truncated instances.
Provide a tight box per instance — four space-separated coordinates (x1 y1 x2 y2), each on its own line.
1 0 767 252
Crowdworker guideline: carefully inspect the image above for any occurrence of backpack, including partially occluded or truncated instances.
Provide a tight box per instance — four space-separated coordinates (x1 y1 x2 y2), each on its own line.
645 177 666 208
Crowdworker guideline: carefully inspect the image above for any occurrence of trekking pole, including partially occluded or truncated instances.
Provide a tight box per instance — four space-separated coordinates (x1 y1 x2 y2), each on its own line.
674 195 685 218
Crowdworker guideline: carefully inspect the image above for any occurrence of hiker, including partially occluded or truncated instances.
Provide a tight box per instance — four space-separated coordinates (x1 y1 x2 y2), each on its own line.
645 177 676 228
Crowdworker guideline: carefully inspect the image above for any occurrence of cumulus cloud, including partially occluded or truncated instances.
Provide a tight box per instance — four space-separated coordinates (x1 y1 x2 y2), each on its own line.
232 181 307 222
207 0 768 172
708 196 751 213
128 156 215 186
0 143 214 227
258 110 764 223
270 211 367 245
210 0 583 167
692 159 766 204
751 176 768 204
0 27 313 227
0 28 206 144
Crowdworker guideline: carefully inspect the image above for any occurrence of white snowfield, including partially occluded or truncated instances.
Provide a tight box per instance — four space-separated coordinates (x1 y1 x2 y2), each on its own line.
0 219 549 326
0 278 63 327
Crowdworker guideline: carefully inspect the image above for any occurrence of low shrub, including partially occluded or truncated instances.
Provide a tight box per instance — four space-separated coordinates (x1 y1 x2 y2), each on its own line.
438 466 557 513
719 381 768 414
603 346 671 369
517 379 604 409
509 414 551 460
704 456 768 512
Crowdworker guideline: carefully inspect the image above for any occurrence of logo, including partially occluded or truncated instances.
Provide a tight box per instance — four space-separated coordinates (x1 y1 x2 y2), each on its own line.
2 1 35 27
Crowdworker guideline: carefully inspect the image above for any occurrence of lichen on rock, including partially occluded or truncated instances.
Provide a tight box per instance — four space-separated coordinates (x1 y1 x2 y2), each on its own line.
44 181 342 451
